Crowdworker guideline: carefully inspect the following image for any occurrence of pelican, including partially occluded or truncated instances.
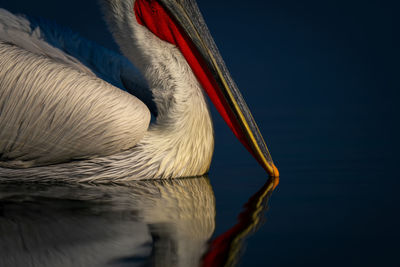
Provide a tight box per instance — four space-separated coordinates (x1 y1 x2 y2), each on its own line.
0 0 279 182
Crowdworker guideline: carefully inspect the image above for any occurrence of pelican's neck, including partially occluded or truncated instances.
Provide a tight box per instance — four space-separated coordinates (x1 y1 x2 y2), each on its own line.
135 47 215 178
101 0 214 178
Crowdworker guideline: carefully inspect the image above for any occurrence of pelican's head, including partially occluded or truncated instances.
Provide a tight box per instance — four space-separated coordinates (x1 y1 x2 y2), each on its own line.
133 0 279 177
103 0 279 177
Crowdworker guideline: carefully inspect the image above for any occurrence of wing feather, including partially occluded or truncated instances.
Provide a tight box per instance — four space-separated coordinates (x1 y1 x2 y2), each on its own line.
0 11 151 168
0 8 157 114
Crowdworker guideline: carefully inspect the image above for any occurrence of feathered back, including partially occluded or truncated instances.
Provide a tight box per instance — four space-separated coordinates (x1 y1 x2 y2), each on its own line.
0 9 151 167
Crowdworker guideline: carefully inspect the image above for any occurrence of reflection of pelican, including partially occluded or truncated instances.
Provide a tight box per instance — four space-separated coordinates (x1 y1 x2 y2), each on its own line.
0 0 278 181
0 177 215 267
0 176 277 267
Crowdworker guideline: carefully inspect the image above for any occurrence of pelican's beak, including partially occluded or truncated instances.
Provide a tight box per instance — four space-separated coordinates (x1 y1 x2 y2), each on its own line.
134 0 279 177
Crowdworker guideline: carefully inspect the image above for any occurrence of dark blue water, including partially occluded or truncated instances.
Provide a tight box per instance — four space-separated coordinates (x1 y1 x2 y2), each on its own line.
0 0 399 266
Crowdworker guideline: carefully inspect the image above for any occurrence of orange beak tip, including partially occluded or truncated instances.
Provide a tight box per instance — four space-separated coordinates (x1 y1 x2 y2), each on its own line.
270 163 280 190
272 163 279 177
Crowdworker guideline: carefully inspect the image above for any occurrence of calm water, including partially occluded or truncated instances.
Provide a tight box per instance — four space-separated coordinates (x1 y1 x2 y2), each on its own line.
0 0 399 266
0 177 276 267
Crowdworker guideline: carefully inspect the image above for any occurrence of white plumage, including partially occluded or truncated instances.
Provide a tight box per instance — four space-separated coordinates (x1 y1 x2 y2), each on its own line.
0 1 215 181
0 41 150 168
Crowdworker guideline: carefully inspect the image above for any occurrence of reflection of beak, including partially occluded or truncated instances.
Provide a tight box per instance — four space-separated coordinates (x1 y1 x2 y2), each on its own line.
135 0 279 177
202 176 278 267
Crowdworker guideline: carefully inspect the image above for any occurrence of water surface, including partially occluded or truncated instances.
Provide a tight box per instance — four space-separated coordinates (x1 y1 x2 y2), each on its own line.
0 177 276 267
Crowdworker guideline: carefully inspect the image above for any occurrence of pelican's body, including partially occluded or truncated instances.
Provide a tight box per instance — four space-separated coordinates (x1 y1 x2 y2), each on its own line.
0 0 277 182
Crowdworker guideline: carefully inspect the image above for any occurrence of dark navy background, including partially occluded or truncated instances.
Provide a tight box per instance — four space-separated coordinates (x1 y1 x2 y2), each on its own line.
0 0 399 266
